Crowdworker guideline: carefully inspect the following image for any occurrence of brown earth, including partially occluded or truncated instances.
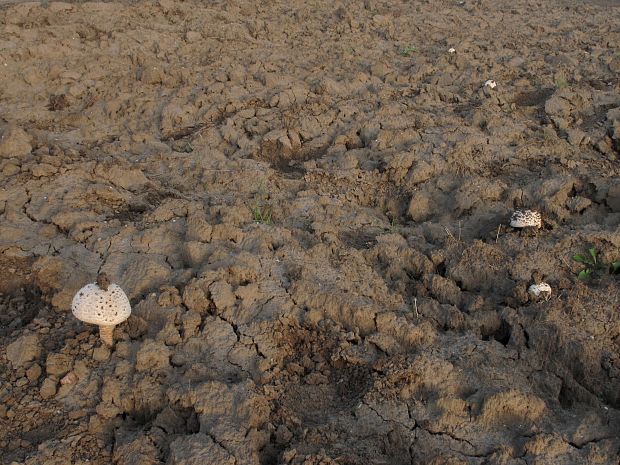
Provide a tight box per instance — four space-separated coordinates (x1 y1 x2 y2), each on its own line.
1 0 620 464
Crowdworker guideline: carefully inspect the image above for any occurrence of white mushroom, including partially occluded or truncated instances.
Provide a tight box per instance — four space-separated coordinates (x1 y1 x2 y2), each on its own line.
448 47 456 54
71 273 131 347
484 79 497 89
510 210 542 229
528 282 552 301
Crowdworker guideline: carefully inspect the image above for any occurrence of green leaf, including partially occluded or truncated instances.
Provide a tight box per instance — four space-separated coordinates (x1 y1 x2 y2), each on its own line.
610 262 620 274
578 269 591 281
588 247 598 263
572 254 586 263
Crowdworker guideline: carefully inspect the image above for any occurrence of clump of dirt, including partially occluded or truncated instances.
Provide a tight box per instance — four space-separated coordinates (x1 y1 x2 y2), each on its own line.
1 0 619 464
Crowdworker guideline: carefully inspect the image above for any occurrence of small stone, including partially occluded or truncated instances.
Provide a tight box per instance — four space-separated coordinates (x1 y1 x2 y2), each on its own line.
31 163 58 177
68 409 87 420
545 95 572 118
0 124 32 159
73 360 90 380
135 339 171 371
181 311 202 339
275 425 293 444
304 372 329 385
114 341 131 359
6 334 41 368
2 162 20 175
408 191 431 222
40 377 57 399
46 353 73 377
282 449 298 463
209 281 236 310
183 241 210 267
606 184 620 212
157 285 182 307
185 30 202 42
96 402 121 419
567 128 589 146
16 377 28 387
8 438 22 450
88 415 104 434
93 346 110 362
26 363 42 382
157 323 182 346
566 196 591 213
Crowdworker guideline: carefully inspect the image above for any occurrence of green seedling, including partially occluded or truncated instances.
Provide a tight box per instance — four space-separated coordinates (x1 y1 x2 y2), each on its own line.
554 73 568 89
387 217 399 233
399 45 417 57
250 203 273 225
249 182 273 225
572 247 619 281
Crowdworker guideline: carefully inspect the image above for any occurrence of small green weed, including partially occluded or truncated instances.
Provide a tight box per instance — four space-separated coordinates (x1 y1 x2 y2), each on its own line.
250 203 273 224
398 45 417 57
554 73 569 89
387 217 400 233
572 247 619 281
249 182 273 225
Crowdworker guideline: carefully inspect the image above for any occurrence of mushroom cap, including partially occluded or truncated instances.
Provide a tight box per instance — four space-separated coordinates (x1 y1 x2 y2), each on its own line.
510 210 542 228
528 282 552 299
71 283 131 326
484 79 497 88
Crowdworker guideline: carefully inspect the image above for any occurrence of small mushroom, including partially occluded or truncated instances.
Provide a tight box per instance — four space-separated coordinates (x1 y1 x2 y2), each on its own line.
448 47 456 54
71 273 131 347
484 79 497 89
510 209 542 229
528 282 552 302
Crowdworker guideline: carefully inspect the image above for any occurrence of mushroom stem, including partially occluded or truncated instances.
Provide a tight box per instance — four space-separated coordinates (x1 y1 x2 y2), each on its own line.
99 324 116 346
96 273 110 291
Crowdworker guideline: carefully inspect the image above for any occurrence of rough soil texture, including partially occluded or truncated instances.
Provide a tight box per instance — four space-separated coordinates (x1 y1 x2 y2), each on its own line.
1 0 620 464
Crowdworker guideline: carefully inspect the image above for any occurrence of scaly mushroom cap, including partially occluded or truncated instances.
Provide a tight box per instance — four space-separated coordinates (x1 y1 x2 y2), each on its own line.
528 282 552 300
71 282 131 326
510 210 542 229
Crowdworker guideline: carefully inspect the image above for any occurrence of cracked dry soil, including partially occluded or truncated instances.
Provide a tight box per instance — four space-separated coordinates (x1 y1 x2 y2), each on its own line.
1 0 620 464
